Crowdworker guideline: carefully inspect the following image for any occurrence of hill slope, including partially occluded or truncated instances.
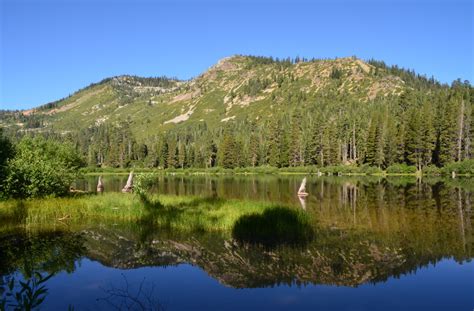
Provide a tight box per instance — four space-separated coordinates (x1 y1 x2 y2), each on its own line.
1 55 472 169
4 56 404 136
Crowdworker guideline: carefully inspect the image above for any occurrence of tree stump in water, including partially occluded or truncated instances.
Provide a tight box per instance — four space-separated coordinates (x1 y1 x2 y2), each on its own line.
122 171 134 193
298 177 309 197
97 176 104 193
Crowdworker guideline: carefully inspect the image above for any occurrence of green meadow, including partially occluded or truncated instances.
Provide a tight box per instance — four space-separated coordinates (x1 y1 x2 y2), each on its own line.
0 192 313 240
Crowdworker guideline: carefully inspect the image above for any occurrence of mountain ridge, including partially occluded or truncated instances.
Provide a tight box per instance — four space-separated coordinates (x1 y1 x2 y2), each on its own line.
3 55 411 133
1 54 470 170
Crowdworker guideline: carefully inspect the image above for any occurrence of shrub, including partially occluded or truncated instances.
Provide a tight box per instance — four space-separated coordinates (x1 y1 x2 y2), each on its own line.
0 130 15 197
386 164 417 174
442 160 474 175
3 137 85 198
423 165 441 176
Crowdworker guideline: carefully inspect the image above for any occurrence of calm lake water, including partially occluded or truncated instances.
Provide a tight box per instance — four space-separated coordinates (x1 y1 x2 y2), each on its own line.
1 175 473 310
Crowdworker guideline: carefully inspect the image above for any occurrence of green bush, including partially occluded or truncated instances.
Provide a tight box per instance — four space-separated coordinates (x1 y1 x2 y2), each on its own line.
423 165 441 176
3 136 85 198
442 159 474 175
0 130 15 197
386 164 417 174
441 160 474 175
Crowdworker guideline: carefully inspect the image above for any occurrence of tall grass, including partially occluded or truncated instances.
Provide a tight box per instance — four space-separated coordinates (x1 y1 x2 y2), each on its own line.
0 193 288 233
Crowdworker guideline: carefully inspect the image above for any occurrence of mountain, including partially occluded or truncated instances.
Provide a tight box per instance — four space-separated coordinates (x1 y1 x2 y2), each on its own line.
1 55 472 169
3 56 403 135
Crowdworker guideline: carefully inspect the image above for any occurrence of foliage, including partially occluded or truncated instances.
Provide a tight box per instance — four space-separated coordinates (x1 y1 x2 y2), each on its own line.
0 271 54 310
1 55 472 173
386 164 417 174
422 165 441 176
441 159 474 175
3 136 85 199
330 67 343 79
0 129 15 197
133 173 156 197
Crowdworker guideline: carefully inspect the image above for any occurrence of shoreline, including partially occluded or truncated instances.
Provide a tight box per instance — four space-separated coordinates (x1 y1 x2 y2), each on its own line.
81 169 472 177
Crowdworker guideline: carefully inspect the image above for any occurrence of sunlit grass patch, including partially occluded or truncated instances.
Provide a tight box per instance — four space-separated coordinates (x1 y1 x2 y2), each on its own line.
0 193 290 233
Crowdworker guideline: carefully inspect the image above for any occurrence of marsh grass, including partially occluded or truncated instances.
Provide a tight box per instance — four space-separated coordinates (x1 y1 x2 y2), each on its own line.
0 193 291 233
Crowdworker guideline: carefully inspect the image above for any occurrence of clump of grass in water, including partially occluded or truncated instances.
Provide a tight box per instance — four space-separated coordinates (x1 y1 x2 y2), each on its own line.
0 174 313 234
139 194 275 232
0 192 282 233
232 206 314 248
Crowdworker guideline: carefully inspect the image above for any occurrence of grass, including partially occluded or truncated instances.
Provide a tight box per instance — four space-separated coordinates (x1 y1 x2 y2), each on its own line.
0 193 293 234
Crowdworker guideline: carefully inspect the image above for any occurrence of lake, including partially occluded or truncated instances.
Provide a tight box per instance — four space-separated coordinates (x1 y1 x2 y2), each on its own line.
1 175 473 310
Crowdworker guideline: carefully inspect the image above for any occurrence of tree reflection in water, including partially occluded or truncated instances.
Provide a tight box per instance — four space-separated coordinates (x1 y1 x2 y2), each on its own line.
0 176 472 307
0 230 85 310
97 274 165 311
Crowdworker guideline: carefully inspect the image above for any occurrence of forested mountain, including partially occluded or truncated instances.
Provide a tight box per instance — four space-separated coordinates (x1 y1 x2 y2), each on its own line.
1 55 472 170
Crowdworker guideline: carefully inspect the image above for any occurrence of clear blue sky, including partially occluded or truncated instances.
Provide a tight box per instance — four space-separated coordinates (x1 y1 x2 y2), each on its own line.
1 0 472 110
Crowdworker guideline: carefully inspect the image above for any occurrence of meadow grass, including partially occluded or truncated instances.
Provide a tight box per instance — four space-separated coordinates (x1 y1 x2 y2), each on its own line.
0 193 296 233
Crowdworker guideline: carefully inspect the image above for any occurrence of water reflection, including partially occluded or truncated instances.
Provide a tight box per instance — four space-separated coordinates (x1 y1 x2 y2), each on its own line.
1 176 473 309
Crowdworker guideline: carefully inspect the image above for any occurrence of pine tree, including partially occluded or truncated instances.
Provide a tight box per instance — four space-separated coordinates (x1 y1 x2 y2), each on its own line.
267 118 282 167
436 94 459 165
405 102 435 170
395 120 406 163
289 111 303 166
248 122 259 167
384 116 398 167
218 129 239 168
365 114 384 167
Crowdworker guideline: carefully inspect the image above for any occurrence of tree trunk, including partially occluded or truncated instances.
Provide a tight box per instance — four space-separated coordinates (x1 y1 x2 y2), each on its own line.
352 124 357 160
342 141 348 163
122 172 134 193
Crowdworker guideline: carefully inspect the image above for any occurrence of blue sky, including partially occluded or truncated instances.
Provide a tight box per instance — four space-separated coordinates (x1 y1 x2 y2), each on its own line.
1 0 473 110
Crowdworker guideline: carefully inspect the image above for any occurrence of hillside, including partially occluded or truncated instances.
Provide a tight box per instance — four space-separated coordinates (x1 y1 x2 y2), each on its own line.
1 55 472 169
2 56 404 135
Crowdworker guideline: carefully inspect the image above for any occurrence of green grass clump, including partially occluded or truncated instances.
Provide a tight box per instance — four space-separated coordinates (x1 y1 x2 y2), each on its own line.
0 193 144 227
0 193 282 233
138 193 282 232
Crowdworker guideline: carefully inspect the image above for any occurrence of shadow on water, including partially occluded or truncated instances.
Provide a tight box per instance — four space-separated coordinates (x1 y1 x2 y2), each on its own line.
232 206 314 248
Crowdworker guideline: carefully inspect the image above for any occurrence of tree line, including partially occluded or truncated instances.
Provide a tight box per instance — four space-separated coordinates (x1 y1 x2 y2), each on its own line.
1 60 472 172
21 79 466 171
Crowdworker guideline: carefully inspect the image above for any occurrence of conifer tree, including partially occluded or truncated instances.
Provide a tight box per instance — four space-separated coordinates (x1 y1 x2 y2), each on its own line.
218 128 239 168
267 119 282 167
289 111 303 166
